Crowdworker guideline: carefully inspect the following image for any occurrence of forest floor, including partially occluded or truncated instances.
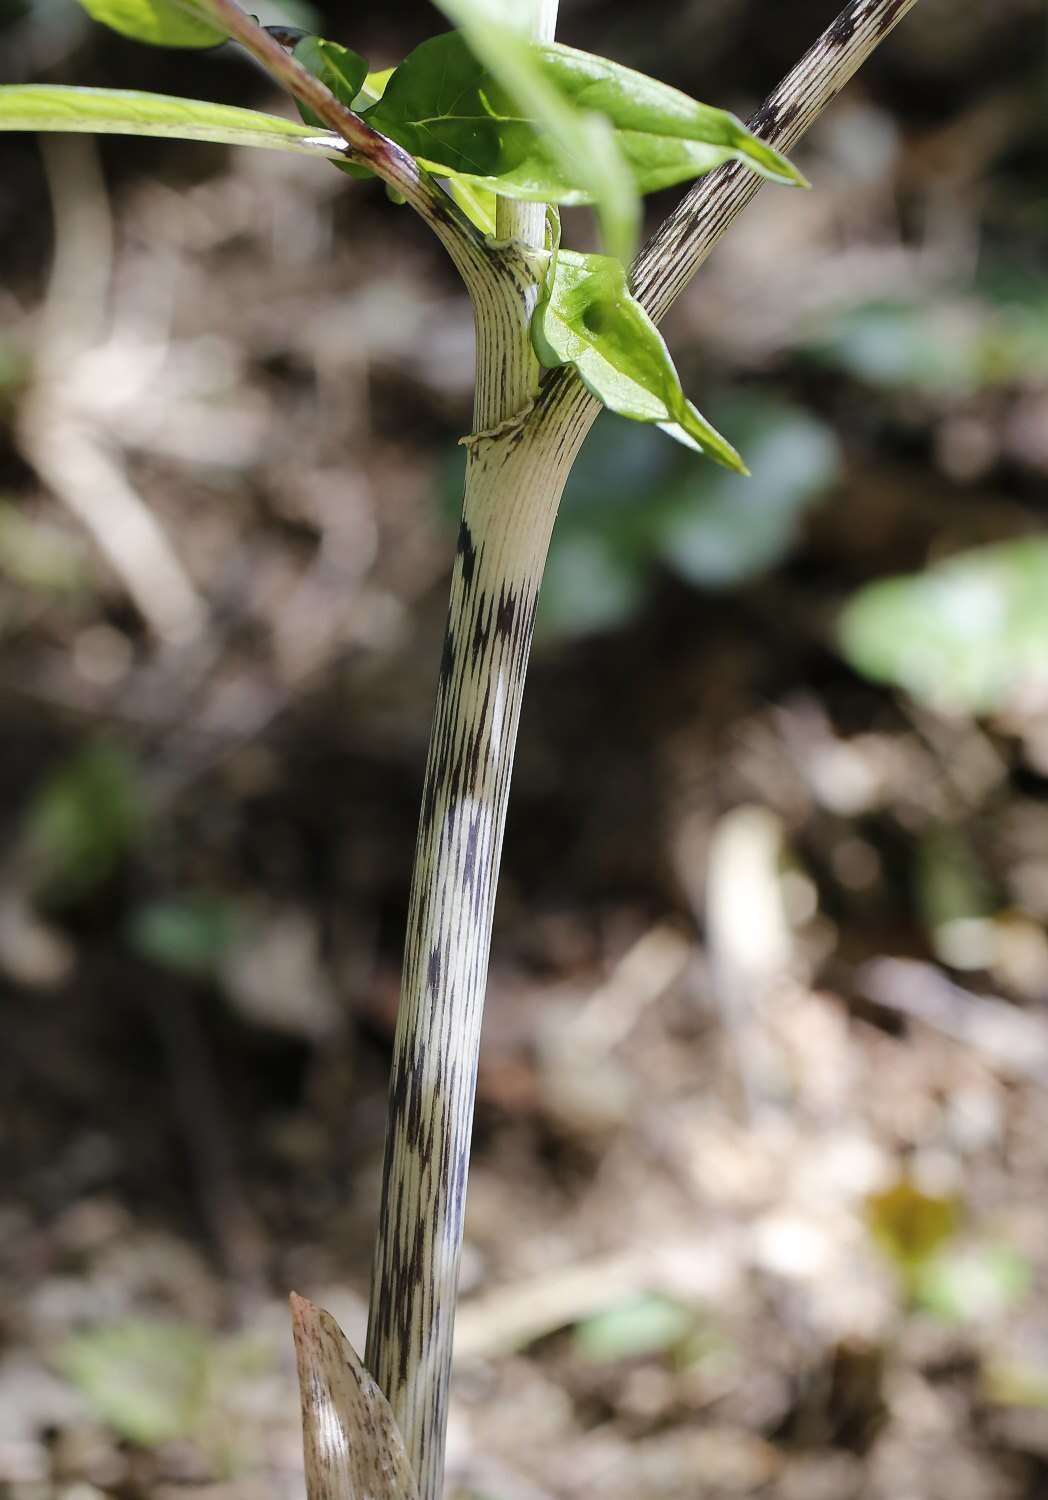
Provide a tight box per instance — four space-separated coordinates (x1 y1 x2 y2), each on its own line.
2 3 1048 1497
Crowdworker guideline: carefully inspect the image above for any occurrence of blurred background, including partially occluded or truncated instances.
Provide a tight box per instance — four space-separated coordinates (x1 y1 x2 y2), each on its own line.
3 1 1048 1496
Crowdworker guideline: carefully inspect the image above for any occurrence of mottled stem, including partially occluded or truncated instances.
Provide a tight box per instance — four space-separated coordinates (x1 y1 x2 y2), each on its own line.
364 412 592 1500
365 2 924 1497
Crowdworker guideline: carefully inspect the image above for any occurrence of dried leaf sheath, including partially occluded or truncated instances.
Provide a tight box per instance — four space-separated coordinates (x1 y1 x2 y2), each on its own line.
291 1293 420 1500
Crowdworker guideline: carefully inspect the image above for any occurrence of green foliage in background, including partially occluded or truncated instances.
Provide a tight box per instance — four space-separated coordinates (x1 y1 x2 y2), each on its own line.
805 294 1048 394
839 538 1048 714
25 740 143 902
60 1318 273 1467
572 1292 699 1364
128 893 241 978
916 825 995 936
865 1176 1030 1325
534 395 840 637
0 501 87 595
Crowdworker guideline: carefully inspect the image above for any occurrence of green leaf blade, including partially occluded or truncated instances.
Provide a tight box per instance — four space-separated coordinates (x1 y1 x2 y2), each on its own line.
291 35 372 176
532 250 746 472
364 28 804 240
409 15 639 262
447 177 498 234
0 84 349 161
77 0 227 48
293 37 369 110
538 41 808 190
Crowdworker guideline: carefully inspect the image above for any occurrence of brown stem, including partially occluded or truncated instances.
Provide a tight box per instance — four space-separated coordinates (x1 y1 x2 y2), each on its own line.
204 0 492 282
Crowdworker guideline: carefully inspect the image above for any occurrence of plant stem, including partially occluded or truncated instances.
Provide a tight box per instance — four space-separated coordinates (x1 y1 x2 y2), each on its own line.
364 11 563 1489
364 416 589 1500
493 0 560 250
631 0 925 322
365 2 923 1497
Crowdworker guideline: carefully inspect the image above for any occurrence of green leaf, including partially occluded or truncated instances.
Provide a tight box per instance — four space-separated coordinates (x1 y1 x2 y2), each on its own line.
447 177 498 234
365 30 804 253
77 0 227 48
537 40 807 192
532 249 746 471
292 34 372 176
367 32 524 179
294 36 368 109
415 12 638 264
0 84 350 160
59 1318 271 1463
838 538 1048 714
353 65 396 111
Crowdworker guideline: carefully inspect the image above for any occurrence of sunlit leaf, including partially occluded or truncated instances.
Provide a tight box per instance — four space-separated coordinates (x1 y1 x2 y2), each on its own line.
415 12 637 263
77 0 227 48
532 249 745 470
536 38 806 191
366 29 803 253
0 84 349 160
354 65 396 110
447 177 498 234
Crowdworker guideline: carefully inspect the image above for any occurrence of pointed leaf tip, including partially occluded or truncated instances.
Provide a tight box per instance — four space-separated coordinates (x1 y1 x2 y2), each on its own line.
290 1293 420 1500
532 250 747 471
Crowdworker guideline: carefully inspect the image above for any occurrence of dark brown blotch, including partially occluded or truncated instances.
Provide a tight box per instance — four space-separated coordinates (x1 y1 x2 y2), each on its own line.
440 628 456 686
495 586 517 641
457 518 477 587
